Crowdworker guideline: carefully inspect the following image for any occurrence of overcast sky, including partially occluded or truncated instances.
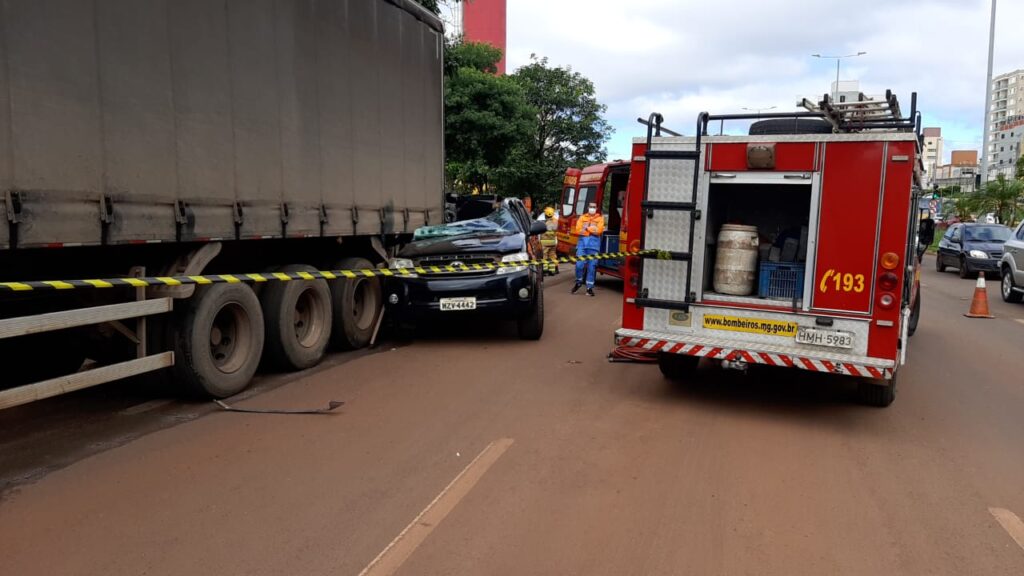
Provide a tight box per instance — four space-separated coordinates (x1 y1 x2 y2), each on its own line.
503 0 1024 164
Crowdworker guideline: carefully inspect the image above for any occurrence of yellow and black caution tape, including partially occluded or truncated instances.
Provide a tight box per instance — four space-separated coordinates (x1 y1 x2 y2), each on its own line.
0 250 663 292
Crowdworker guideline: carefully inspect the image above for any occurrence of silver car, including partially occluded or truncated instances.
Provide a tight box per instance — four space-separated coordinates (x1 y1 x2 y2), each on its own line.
1000 221 1024 303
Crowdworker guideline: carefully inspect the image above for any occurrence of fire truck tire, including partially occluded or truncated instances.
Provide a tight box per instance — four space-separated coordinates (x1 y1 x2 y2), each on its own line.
1002 266 1023 303
658 353 699 380
935 254 946 272
260 265 333 371
748 118 832 135
517 281 544 340
958 257 970 279
174 283 264 398
330 257 383 350
857 376 896 407
907 292 921 337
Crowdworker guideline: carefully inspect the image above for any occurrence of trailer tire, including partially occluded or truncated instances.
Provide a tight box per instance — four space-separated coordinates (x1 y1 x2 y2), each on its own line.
907 292 921 337
517 280 544 340
260 265 333 371
857 376 896 407
658 353 699 380
330 257 382 350
174 283 264 398
748 118 833 135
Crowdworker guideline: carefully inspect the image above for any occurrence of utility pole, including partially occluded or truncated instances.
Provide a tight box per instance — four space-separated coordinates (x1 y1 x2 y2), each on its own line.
979 0 997 187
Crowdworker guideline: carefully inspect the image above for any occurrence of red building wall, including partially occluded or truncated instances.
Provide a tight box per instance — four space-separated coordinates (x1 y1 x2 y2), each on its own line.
463 0 507 74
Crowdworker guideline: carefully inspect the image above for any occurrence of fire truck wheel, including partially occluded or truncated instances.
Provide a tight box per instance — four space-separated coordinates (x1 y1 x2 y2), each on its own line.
748 118 832 135
330 257 383 350
907 293 921 337
658 353 699 380
857 376 896 407
935 254 946 272
174 283 264 398
260 264 333 371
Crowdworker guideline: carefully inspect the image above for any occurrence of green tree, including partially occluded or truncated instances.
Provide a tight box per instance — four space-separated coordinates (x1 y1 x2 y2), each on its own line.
950 192 980 221
1016 155 1024 181
444 43 536 193
979 174 1024 225
508 55 613 205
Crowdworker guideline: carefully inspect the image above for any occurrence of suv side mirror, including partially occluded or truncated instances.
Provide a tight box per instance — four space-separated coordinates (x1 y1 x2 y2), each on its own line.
918 218 935 247
529 221 547 236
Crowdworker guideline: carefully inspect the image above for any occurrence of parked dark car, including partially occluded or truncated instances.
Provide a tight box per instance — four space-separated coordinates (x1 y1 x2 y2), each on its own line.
386 198 548 339
936 223 1013 279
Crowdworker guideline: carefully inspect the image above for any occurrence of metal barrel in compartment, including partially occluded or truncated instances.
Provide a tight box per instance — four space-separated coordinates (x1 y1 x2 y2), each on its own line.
713 224 760 296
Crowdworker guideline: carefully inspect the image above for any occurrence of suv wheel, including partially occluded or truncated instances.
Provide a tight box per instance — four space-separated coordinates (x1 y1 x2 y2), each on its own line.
935 253 946 272
1002 266 1024 303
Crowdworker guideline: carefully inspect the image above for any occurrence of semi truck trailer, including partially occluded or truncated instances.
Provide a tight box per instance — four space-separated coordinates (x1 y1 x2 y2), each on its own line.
0 0 444 406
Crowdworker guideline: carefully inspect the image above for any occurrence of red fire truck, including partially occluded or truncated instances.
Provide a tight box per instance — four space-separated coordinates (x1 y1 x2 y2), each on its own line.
615 92 934 407
556 162 632 278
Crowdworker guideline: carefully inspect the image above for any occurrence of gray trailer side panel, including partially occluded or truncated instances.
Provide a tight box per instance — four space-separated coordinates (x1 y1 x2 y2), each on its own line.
0 0 443 249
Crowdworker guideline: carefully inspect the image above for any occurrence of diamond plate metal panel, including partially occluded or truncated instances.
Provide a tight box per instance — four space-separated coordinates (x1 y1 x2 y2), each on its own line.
640 304 871 356
643 259 689 301
647 158 695 203
616 324 889 368
645 209 691 253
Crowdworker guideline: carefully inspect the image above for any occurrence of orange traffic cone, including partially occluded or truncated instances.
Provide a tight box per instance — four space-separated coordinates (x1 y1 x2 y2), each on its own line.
964 272 995 318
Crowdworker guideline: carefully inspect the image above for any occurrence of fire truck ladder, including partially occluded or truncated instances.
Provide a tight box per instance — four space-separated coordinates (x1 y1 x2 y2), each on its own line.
798 90 920 133
634 113 704 313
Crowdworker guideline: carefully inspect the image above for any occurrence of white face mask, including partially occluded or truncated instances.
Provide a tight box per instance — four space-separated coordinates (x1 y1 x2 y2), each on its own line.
588 207 597 215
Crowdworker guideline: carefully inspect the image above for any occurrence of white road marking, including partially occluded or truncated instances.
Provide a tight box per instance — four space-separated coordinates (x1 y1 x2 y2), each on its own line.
119 399 173 416
358 438 514 576
989 507 1024 552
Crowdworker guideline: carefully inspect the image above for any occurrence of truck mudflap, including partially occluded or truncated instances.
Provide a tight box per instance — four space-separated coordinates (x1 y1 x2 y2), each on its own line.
615 328 895 380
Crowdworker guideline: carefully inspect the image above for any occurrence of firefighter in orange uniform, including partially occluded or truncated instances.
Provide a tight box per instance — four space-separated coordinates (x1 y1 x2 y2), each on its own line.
572 202 604 296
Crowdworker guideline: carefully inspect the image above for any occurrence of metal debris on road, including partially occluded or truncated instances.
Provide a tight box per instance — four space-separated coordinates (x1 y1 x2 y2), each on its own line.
214 399 344 415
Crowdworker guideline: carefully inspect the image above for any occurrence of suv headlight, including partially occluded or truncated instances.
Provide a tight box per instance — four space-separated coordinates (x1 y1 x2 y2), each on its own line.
389 258 418 277
968 250 988 259
496 252 529 275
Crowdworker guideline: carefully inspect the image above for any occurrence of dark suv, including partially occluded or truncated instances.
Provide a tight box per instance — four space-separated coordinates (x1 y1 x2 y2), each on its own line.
385 198 547 339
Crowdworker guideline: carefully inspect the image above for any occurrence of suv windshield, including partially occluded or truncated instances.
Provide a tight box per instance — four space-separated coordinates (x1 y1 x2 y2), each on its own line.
965 225 1011 242
413 206 521 240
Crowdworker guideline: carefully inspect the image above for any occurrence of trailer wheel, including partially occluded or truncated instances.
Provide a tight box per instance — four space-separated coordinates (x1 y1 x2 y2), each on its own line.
857 376 896 407
517 280 544 340
174 283 264 398
907 292 921 337
748 118 833 135
261 264 333 371
330 257 382 350
658 353 699 380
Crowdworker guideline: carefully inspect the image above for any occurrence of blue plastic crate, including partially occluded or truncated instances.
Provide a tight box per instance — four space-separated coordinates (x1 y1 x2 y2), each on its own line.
758 262 805 300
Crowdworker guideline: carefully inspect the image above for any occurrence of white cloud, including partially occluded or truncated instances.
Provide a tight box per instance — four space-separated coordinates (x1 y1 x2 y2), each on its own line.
507 0 1024 161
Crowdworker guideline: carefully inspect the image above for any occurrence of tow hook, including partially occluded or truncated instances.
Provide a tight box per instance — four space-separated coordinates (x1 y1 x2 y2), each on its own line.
721 359 749 373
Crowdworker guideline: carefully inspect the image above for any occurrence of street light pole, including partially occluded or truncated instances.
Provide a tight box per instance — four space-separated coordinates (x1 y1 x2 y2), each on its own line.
979 0 997 187
812 52 867 101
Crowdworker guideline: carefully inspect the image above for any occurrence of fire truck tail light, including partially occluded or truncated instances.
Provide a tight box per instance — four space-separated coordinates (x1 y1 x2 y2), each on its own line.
878 272 898 291
880 252 899 270
879 293 895 309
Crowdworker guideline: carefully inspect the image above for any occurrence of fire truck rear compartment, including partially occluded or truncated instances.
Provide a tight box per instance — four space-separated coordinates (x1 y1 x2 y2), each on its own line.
701 182 812 304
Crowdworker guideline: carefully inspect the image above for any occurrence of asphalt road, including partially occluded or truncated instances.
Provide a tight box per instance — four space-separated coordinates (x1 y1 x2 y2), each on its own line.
2 258 1023 575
